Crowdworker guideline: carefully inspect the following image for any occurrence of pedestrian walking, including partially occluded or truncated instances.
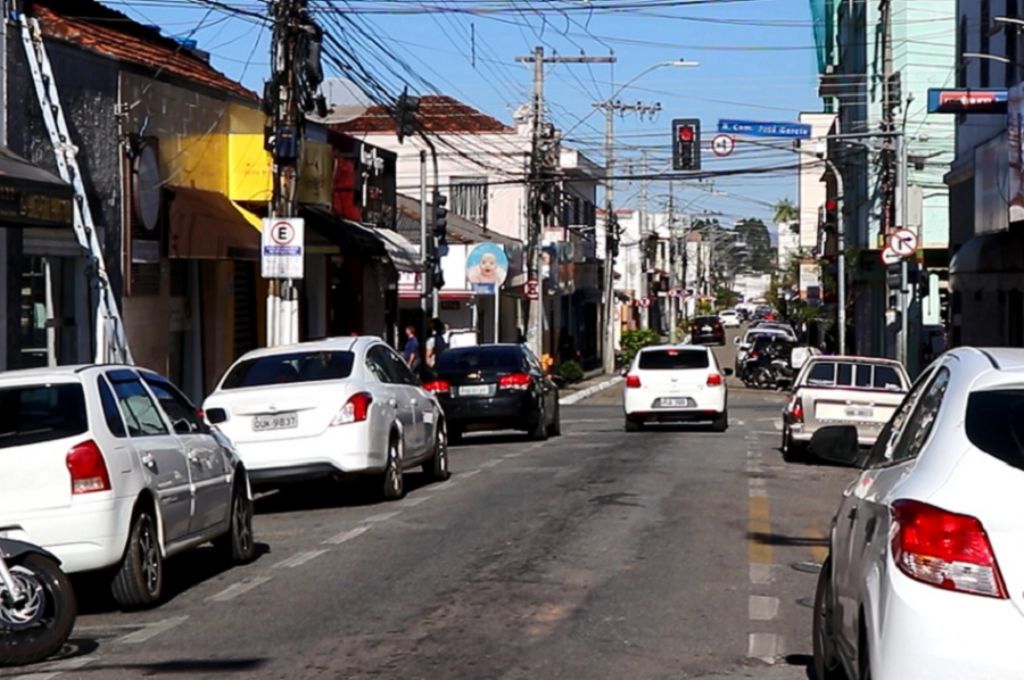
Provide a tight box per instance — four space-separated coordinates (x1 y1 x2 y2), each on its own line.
402 325 421 372
425 318 448 370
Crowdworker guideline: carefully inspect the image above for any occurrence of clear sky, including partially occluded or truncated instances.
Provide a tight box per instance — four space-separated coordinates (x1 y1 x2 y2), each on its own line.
110 0 823 230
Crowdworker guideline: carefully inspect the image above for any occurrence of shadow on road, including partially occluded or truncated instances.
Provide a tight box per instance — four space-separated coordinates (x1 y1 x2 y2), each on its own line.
745 531 829 549
784 653 815 679
253 472 438 515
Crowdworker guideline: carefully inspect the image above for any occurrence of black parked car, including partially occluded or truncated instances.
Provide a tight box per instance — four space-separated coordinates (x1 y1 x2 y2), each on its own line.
690 315 725 345
424 344 560 444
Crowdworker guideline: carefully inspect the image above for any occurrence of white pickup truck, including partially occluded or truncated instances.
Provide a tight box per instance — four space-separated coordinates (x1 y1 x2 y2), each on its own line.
781 355 910 461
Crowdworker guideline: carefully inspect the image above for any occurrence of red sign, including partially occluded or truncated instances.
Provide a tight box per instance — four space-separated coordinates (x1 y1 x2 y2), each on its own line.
525 278 540 301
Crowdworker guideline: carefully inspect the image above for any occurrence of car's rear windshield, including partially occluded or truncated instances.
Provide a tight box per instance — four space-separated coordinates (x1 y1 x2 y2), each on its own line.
966 390 1024 471
0 383 87 448
693 316 718 324
803 361 903 391
221 351 355 389
437 346 524 372
638 349 709 370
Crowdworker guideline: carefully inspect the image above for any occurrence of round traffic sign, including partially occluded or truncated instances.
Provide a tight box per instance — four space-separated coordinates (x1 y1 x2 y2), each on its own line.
881 247 902 266
270 221 296 245
711 134 736 157
888 229 918 257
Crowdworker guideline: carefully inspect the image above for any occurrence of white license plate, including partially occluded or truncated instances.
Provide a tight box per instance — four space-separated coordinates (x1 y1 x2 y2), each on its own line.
252 412 298 431
845 406 873 419
459 385 491 397
701 326 711 332
658 397 694 408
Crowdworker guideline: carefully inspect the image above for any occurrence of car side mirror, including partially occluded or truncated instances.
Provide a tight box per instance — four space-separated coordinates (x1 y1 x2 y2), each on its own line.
173 418 195 435
205 408 228 425
723 367 734 376
733 337 741 346
809 426 860 466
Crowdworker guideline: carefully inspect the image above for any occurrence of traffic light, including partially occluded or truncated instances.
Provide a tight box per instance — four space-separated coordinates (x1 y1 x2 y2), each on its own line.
432 191 448 239
395 86 420 144
672 118 701 171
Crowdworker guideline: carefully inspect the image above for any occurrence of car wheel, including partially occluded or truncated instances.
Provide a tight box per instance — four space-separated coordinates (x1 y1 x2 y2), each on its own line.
813 558 848 680
382 436 405 500
111 509 163 609
448 426 463 446
547 401 561 437
711 410 728 432
530 406 549 441
422 422 451 482
213 482 255 565
625 416 642 432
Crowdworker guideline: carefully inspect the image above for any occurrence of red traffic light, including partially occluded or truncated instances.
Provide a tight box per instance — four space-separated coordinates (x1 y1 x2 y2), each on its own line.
825 198 837 211
678 125 694 142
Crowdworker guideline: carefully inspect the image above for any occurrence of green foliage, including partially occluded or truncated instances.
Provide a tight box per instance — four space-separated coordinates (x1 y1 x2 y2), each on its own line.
558 360 584 383
620 328 660 366
695 298 714 315
772 198 799 225
714 286 739 310
733 218 774 273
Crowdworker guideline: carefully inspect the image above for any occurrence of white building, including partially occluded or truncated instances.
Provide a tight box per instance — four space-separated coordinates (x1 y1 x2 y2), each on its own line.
796 112 836 300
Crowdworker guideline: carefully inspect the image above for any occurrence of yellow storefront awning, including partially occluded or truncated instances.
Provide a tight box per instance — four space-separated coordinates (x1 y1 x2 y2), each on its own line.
168 186 262 260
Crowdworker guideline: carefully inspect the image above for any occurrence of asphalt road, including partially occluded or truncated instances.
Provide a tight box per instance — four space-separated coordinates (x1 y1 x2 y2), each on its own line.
7 330 854 680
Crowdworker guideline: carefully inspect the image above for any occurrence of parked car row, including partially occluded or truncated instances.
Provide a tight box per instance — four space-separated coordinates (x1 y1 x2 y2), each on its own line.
0 337 559 614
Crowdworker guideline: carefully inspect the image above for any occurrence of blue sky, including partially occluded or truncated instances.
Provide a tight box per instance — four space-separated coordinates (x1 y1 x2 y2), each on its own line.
113 1 822 229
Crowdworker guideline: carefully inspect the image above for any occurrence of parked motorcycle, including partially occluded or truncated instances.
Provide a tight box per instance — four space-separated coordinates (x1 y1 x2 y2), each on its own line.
0 539 76 666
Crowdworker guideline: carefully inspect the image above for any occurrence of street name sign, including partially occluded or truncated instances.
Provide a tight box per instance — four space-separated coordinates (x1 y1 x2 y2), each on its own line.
927 88 1007 114
718 119 811 139
711 134 736 157
262 217 305 279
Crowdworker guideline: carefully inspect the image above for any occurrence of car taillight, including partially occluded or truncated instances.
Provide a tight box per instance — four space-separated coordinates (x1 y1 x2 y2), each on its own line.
789 396 804 422
707 373 723 386
498 373 531 391
66 440 111 495
626 374 641 388
749 350 759 359
331 392 373 426
422 379 451 395
891 499 1007 599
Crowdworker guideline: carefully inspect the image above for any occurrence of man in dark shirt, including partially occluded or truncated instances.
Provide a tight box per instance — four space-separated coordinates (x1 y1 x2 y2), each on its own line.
402 325 420 371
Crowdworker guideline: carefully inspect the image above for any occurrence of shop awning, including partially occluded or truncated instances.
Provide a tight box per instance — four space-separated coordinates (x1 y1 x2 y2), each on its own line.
0 146 73 228
303 206 422 273
950 229 1024 291
168 186 262 260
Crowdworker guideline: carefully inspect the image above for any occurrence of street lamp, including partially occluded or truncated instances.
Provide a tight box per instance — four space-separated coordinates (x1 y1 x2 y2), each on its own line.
600 59 699 373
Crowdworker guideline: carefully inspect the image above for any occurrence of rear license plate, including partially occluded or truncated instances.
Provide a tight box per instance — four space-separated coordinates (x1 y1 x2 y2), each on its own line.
657 397 694 408
845 406 873 419
459 385 491 397
252 412 298 431
701 326 711 332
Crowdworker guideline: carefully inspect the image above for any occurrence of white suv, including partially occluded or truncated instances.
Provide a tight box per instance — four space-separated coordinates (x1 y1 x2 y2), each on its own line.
623 345 729 432
813 348 1024 680
0 366 254 608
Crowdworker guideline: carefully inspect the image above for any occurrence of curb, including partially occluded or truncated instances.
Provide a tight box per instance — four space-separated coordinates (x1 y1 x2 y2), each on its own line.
559 375 623 406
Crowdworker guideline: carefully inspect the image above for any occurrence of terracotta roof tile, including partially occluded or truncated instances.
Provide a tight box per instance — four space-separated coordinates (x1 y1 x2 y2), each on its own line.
334 95 513 135
30 0 255 101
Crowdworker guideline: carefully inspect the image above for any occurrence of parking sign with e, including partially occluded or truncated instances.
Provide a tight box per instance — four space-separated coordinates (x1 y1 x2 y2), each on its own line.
261 217 304 280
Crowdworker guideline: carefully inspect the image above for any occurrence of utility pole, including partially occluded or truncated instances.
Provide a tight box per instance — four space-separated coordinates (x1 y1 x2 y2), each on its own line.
667 182 677 342
515 49 615 361
639 149 650 329
595 99 660 373
265 0 323 346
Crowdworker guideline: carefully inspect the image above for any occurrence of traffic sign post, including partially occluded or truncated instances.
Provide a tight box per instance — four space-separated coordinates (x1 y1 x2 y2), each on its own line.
711 134 735 157
261 217 305 280
888 228 918 258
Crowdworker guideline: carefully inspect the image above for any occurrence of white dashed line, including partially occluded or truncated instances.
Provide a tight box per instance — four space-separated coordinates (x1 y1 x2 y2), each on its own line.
749 563 775 585
748 632 780 663
116 615 189 644
207 576 274 603
274 549 328 569
323 526 370 545
460 469 481 479
748 487 768 498
479 459 503 469
403 495 433 507
748 595 780 621
365 511 401 523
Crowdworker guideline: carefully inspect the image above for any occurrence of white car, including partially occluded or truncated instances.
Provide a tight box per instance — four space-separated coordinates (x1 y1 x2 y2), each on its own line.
0 366 254 608
203 336 450 500
812 347 1024 680
623 345 729 432
718 309 741 328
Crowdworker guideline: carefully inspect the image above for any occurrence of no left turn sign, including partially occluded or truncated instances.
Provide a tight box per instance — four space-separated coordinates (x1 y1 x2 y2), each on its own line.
711 134 735 157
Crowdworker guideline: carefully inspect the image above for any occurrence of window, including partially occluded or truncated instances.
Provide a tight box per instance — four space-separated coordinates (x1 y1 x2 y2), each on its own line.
365 347 392 383
806 361 836 386
966 389 1024 472
369 345 418 385
449 177 488 225
142 374 203 434
836 362 853 386
437 346 526 373
865 367 935 468
221 351 355 389
0 383 87 448
873 366 903 390
106 370 168 438
638 349 710 370
889 368 951 465
98 377 127 438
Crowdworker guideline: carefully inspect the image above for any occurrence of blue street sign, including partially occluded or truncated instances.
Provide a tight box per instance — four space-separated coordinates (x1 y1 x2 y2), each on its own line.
718 119 812 139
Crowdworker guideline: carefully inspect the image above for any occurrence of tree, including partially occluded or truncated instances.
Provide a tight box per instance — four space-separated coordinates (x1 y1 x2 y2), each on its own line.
733 218 774 273
772 198 798 227
714 285 739 310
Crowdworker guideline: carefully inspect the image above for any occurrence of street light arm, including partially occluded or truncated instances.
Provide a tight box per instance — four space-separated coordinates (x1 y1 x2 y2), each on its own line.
607 60 699 104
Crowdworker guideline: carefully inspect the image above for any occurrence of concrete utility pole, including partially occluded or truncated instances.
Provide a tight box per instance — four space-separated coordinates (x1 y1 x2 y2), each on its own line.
515 49 615 361
667 182 677 342
640 149 650 329
595 99 660 374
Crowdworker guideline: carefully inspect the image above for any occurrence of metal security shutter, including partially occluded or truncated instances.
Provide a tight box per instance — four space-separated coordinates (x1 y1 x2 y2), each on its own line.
233 261 257 359
22 228 83 257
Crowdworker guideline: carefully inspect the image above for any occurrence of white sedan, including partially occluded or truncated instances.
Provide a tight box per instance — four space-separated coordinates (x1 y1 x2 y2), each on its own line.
812 347 1024 680
203 336 450 500
718 309 741 328
623 345 730 432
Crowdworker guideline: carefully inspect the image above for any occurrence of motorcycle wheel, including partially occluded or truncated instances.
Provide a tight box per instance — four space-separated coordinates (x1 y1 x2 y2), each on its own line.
0 554 77 666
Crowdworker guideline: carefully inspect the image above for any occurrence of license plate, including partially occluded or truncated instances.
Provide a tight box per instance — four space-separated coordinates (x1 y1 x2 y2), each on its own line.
657 397 694 408
701 326 711 332
845 406 873 419
459 385 491 397
252 412 298 431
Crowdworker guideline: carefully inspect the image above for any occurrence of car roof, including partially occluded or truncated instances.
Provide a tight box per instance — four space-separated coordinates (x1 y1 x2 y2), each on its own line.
234 336 369 362
806 355 904 367
971 347 1024 370
639 344 709 353
0 364 133 384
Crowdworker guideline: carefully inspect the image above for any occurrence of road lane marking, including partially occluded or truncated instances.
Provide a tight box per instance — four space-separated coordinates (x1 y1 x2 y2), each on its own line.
403 495 433 507
809 517 829 563
116 615 189 643
748 595 780 621
207 576 273 602
16 656 95 680
748 496 772 565
323 526 369 545
479 459 503 469
460 469 481 479
749 563 774 585
274 549 328 569
748 632 780 663
365 511 401 523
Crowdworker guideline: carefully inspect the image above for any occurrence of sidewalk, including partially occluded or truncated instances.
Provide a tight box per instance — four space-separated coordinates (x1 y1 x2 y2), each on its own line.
558 370 623 405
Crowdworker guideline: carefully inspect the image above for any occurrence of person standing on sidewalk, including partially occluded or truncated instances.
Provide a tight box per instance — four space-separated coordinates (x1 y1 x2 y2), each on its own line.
425 318 448 371
402 325 421 372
